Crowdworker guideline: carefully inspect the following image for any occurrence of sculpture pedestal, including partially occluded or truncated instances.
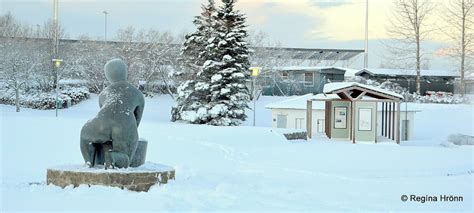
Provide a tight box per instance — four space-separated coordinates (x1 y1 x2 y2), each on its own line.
47 162 175 192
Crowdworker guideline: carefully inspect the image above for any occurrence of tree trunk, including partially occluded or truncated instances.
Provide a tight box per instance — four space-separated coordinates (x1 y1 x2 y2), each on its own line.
460 0 466 97
416 30 421 95
15 85 20 112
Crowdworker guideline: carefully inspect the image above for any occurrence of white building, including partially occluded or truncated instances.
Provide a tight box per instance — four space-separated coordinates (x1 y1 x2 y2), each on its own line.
265 94 419 141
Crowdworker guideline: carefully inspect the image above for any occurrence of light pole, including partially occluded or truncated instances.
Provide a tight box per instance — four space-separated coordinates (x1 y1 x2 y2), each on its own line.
364 0 369 68
103 11 108 42
250 67 261 126
52 0 61 117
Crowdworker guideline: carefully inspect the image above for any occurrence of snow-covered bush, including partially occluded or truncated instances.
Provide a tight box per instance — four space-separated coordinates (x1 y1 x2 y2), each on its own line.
0 87 90 110
448 134 474 145
413 92 470 104
283 131 307 140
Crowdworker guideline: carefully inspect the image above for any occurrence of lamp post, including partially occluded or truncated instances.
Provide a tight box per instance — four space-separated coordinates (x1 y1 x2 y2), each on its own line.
364 0 369 68
250 67 261 127
52 0 61 117
53 59 62 117
103 11 108 42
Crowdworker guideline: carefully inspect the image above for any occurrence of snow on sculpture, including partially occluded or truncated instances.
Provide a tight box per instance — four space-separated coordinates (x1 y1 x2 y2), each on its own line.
80 58 146 168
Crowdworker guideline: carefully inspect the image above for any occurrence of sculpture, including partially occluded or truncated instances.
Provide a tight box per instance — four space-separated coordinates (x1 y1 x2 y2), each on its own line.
80 58 146 168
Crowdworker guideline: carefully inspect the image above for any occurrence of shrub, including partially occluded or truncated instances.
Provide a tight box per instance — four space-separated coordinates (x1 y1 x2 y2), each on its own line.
0 86 90 110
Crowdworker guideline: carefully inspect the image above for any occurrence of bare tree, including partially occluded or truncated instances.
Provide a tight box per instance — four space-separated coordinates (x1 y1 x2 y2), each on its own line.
442 0 474 96
386 0 434 94
0 38 41 112
64 35 114 93
247 30 291 97
116 26 149 85
0 12 34 38
140 30 179 98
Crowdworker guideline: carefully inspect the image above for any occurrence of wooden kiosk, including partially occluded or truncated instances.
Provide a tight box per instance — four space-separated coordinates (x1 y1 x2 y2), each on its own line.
306 82 404 144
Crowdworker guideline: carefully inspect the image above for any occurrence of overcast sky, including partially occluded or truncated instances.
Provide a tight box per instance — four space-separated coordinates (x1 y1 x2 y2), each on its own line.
1 0 454 69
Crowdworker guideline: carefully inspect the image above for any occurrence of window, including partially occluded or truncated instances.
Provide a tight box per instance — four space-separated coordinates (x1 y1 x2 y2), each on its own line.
304 72 313 86
281 72 289 79
277 114 287 128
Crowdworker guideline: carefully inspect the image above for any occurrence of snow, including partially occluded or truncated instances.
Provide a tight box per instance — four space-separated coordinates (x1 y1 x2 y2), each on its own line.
323 82 405 99
1 95 473 211
211 74 222 83
265 94 325 110
357 68 459 77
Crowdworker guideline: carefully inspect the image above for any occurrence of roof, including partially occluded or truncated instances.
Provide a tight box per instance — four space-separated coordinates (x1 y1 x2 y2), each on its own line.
356 68 459 77
274 66 348 72
265 94 326 110
466 72 474 80
256 47 364 61
343 67 363 77
0 37 363 61
265 94 419 111
323 82 404 100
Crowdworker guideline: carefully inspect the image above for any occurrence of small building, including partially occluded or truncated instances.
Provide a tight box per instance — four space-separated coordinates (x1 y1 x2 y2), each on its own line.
265 84 419 142
261 66 349 96
355 68 459 95
455 72 474 94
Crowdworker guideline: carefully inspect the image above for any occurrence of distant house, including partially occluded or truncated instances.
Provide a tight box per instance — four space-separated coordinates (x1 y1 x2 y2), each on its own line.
261 66 350 96
355 68 459 95
265 92 419 141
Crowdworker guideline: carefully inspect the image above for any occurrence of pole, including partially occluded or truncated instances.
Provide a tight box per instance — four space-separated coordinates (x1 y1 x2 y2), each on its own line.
253 76 256 126
53 0 59 117
364 0 369 68
103 11 108 42
405 78 409 140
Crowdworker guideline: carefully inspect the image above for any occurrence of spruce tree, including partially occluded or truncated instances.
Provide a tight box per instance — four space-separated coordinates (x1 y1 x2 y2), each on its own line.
204 0 251 125
172 0 251 126
171 0 216 122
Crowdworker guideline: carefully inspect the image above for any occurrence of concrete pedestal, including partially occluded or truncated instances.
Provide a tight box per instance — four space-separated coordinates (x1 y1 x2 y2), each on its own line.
47 162 175 192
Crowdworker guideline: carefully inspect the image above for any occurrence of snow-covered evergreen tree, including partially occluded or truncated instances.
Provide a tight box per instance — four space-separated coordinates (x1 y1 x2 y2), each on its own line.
203 0 251 125
171 0 217 122
172 0 251 126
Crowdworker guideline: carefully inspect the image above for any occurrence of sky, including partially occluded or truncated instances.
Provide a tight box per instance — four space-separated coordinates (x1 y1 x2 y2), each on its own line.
0 0 456 70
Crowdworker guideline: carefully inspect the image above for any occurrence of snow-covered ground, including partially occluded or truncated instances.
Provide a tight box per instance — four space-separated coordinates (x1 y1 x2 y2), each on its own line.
1 95 473 211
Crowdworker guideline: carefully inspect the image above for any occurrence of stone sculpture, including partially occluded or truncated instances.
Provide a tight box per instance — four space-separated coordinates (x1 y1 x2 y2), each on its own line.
80 58 146 168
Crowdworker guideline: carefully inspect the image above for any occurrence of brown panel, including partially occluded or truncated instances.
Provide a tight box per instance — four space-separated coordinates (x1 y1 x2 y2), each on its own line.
325 101 331 138
352 101 356 144
349 101 352 140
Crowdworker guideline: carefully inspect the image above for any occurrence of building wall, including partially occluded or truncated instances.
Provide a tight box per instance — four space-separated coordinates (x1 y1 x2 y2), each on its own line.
270 108 325 134
330 101 352 139
262 69 345 96
270 106 416 141
381 110 415 141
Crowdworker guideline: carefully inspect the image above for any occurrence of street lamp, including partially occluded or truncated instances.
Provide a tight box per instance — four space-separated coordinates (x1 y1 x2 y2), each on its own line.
103 11 108 42
250 67 261 127
52 58 63 117
52 0 61 117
